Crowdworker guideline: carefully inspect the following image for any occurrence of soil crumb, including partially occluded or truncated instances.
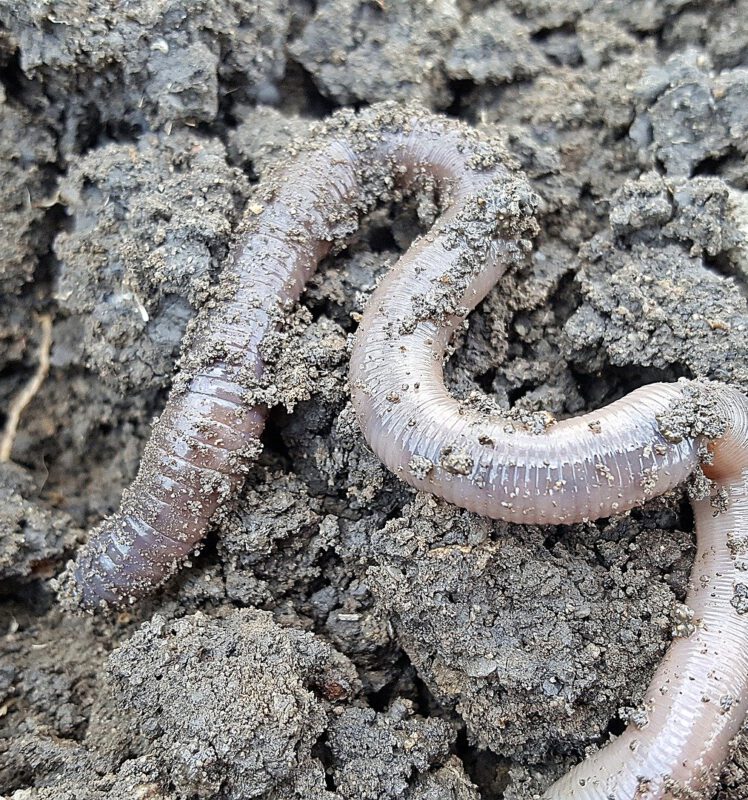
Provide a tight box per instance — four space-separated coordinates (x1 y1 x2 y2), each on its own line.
1 1 748 798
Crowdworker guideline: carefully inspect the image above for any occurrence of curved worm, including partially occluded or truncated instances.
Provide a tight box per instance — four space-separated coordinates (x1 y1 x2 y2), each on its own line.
542 398 748 798
62 103 748 798
66 103 531 608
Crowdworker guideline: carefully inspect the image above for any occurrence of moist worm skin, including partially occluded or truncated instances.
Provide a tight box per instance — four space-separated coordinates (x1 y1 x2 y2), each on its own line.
539 389 748 800
67 103 534 608
64 103 748 798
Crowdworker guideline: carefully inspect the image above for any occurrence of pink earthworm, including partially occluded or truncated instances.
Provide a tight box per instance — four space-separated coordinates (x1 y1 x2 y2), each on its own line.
62 103 748 798
66 103 532 608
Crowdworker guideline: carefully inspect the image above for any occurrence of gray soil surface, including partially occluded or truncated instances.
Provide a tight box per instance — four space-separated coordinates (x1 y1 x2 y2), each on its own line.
1 2 748 799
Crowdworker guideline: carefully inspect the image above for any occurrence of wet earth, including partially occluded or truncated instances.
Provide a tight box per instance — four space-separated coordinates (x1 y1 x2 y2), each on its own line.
1 1 748 798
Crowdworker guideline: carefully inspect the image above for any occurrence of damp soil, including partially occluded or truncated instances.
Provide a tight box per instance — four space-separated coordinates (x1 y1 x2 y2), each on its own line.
1 2 748 799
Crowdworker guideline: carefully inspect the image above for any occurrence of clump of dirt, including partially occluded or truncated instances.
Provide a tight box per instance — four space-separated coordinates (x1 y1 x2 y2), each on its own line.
564 173 748 386
1 2 290 145
0 88 56 295
104 610 357 799
54 132 247 391
289 0 461 107
1 2 748 799
367 492 693 790
0 463 80 584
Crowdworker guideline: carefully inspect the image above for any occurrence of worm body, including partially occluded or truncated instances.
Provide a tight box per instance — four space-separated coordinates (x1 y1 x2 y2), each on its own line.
538 389 748 799
63 104 748 798
67 104 532 607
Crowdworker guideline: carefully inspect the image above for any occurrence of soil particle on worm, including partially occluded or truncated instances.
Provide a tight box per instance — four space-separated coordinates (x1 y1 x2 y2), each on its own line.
2 1 748 799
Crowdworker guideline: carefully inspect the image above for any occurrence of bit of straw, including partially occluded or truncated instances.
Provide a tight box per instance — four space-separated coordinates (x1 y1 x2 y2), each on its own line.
0 314 53 462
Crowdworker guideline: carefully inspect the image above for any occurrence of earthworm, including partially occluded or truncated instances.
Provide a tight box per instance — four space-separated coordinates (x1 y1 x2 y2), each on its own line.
535 386 748 799
65 103 533 609
62 103 748 798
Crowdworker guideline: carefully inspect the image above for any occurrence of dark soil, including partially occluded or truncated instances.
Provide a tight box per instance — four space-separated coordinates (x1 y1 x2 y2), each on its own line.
1 2 747 798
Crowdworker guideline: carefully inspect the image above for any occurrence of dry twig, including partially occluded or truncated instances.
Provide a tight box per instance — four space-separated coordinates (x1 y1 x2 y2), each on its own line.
0 314 53 462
